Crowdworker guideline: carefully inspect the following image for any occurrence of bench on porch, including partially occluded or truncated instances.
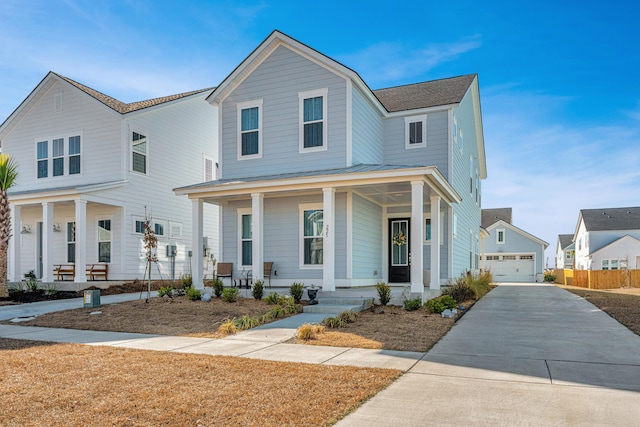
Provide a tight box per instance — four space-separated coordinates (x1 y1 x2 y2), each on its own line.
53 264 76 281
86 264 109 281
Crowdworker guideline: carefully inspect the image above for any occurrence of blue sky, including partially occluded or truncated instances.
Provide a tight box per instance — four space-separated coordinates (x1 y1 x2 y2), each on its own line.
1 0 639 265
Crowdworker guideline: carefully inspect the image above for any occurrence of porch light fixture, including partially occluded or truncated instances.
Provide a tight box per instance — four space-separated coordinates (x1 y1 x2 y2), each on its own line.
21 224 32 234
53 222 62 232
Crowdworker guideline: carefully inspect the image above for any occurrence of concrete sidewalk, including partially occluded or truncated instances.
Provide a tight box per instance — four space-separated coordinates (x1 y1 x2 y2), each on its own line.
336 283 640 426
0 296 424 371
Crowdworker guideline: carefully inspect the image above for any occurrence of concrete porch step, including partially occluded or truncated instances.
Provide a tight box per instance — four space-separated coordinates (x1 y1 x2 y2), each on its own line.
302 297 374 315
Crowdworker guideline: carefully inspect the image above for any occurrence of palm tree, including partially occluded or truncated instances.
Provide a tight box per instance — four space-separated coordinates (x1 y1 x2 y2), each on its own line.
0 154 18 298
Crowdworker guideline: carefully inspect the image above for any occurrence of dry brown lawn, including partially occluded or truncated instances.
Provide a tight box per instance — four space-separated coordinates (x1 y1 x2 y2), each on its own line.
561 286 640 336
0 338 400 426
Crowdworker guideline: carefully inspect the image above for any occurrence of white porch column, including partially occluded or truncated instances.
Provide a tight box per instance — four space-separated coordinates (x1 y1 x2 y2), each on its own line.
410 181 424 294
251 193 264 281
192 199 204 289
74 200 87 282
430 195 441 290
322 187 335 292
41 202 53 282
9 205 21 282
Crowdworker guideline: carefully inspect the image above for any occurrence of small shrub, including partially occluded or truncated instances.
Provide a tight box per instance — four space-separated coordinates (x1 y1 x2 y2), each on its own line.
185 287 201 301
217 319 238 335
376 282 392 306
212 278 224 298
424 295 458 314
158 286 174 298
24 270 36 280
439 295 457 310
252 279 264 300
265 292 280 305
222 287 238 303
441 276 475 303
24 278 40 293
544 272 556 283
297 323 325 340
180 274 192 288
338 310 357 324
403 297 422 312
322 316 345 328
290 282 304 304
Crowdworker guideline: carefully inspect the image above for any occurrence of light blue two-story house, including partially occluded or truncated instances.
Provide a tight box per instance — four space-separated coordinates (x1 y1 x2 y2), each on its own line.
176 31 487 298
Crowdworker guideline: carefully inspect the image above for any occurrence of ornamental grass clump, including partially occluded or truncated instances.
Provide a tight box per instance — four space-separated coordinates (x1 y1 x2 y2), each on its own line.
217 318 238 335
297 323 325 340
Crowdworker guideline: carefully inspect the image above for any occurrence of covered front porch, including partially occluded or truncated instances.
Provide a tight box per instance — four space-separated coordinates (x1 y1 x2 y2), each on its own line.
177 165 461 298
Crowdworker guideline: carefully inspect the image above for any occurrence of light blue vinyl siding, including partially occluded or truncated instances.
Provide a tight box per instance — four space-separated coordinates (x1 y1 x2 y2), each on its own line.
485 226 546 274
352 193 383 279
383 111 449 175
219 45 348 180
351 86 383 165
221 193 347 281
450 85 482 276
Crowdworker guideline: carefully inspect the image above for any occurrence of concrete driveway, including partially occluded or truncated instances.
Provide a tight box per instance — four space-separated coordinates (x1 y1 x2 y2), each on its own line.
337 283 640 426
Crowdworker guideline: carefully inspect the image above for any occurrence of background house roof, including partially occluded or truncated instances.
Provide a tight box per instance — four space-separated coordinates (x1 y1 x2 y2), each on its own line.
558 234 574 249
55 73 213 114
580 207 640 231
481 208 512 228
373 74 477 112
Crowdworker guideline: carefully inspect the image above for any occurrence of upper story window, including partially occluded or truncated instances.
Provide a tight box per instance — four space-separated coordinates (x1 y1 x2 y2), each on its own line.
497 229 505 244
36 134 81 179
404 115 427 149
203 156 217 181
237 100 263 159
299 89 328 152
132 131 147 174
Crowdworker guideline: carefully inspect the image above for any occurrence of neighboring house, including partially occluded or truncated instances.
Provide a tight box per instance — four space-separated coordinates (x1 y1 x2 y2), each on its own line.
0 72 219 287
175 30 487 298
573 207 640 270
480 208 548 282
555 234 575 269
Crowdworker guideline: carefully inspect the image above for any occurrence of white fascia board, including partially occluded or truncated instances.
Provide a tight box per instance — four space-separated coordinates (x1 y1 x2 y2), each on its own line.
385 104 457 119
487 220 549 248
10 180 128 204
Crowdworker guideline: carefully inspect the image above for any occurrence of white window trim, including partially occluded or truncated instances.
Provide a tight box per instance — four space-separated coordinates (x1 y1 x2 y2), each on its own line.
203 154 216 181
299 88 328 153
299 203 323 269
496 229 506 245
404 114 427 149
35 132 83 179
130 129 149 176
423 212 445 244
97 216 113 264
453 213 458 238
237 208 252 267
132 216 145 235
237 99 263 160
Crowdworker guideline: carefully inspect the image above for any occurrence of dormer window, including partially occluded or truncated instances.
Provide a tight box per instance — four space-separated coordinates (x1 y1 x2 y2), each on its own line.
299 89 327 152
237 100 263 159
404 115 427 149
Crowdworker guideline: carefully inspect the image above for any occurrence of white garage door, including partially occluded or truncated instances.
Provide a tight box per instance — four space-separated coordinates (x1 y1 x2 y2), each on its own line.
485 254 535 282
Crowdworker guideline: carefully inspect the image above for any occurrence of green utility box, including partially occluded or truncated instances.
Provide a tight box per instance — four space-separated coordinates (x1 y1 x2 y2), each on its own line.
83 289 101 308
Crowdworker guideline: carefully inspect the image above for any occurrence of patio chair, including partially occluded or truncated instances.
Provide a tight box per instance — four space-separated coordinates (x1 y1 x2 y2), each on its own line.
216 262 233 287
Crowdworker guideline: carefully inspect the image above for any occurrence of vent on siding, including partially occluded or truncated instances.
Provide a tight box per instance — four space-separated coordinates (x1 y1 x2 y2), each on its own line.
54 93 63 112
170 222 182 239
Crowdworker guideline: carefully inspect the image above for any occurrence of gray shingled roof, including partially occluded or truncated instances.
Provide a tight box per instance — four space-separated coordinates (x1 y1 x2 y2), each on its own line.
55 73 214 114
481 208 512 229
373 74 476 113
558 234 574 249
581 207 640 231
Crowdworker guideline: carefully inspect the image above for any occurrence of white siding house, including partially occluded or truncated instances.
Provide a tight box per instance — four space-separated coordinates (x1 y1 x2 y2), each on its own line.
555 234 575 269
481 208 548 282
175 31 487 299
573 207 640 270
0 72 219 288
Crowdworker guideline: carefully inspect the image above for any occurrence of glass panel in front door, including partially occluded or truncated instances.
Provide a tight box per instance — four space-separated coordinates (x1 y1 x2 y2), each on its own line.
391 220 408 266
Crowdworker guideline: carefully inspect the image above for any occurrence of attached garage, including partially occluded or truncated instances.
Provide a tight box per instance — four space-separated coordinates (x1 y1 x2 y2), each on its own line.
484 254 535 282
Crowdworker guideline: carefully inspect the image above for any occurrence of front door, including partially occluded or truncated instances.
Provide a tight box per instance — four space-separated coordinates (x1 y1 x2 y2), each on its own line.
389 218 410 282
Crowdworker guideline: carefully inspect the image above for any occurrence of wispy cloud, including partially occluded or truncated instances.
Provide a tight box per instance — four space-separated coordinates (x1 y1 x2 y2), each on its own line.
337 36 482 86
482 86 640 263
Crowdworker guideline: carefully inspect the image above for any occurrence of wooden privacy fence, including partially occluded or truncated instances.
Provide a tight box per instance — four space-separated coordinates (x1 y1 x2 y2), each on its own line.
554 269 640 289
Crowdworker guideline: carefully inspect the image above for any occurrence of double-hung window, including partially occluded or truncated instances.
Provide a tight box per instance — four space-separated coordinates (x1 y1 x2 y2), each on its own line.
404 115 427 149
98 219 111 263
237 100 262 159
132 132 147 174
37 141 48 178
299 89 327 152
67 222 76 263
301 205 323 266
69 135 81 174
239 211 252 267
52 138 64 176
